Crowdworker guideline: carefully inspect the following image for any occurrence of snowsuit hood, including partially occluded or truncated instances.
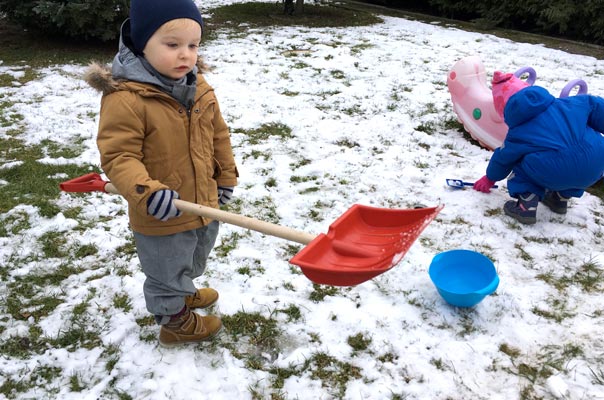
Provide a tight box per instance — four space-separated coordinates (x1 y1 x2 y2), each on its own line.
504 86 555 128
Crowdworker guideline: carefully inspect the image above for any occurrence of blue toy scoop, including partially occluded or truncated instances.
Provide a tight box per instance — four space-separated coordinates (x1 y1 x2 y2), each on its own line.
446 178 498 189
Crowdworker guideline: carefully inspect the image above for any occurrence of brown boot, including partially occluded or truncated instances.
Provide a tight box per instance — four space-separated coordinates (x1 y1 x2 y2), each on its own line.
184 288 219 309
159 307 222 347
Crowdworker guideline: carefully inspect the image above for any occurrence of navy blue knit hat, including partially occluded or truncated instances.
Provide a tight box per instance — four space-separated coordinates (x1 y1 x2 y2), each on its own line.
129 0 203 53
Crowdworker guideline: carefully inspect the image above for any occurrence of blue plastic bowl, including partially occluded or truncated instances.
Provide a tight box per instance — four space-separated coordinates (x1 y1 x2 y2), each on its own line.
429 249 499 307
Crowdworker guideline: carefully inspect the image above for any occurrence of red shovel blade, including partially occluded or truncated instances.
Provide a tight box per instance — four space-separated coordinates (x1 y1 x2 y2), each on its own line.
290 204 443 286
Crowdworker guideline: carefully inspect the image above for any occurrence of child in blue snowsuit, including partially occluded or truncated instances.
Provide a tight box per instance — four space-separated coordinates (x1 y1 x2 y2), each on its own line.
474 71 604 224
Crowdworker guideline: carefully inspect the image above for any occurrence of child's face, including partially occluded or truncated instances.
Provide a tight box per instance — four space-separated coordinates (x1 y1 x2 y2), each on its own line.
143 19 202 80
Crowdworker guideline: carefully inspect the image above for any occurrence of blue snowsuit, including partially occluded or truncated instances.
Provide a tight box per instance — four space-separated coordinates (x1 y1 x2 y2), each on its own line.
486 86 604 199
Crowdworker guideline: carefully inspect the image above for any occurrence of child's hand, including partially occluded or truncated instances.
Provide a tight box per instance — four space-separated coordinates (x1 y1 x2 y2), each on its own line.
473 176 496 193
217 186 234 206
147 189 182 221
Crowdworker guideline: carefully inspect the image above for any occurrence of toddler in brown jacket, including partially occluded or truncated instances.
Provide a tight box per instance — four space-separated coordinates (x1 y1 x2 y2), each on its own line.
85 0 238 347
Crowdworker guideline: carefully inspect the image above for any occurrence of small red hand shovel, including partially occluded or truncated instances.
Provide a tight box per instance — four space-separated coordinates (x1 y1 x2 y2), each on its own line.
60 173 443 286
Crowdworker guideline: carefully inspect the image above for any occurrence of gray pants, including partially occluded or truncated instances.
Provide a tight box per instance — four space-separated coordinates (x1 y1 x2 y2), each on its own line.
133 221 219 324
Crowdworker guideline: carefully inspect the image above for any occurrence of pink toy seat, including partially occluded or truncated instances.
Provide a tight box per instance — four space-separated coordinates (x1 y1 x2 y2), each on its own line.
447 56 536 150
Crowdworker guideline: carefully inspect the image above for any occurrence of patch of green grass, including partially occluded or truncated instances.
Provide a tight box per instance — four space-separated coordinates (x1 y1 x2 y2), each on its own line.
0 210 31 237
484 207 501 217
300 186 320 195
309 284 340 302
250 196 280 224
586 178 604 201
62 206 83 220
136 315 156 327
330 69 347 80
268 364 300 390
0 157 99 216
347 332 372 353
40 231 69 258
280 89 299 96
531 296 576 323
0 17 115 67
306 200 329 222
103 344 121 373
75 243 99 258
41 137 88 159
48 322 103 351
113 293 132 312
377 352 398 364
72 301 89 321
537 258 603 293
335 138 360 148
0 68 40 88
0 363 64 398
278 304 302 322
205 2 382 38
265 177 277 188
514 243 533 262
236 265 251 275
33 364 63 386
236 259 265 276
457 313 481 337
69 372 86 392
524 235 553 244
503 342 583 386
350 42 373 55
499 343 522 358
233 122 293 145
115 235 137 256
413 160 430 169
341 104 362 116
214 231 243 258
264 351 363 398
289 157 312 169
430 357 449 371
222 309 280 349
242 149 272 161
292 61 310 69
0 135 38 159
415 122 436 134
0 106 24 131
590 366 604 384
305 352 362 398
290 175 317 183
6 263 93 323
10 295 64 322
0 335 41 359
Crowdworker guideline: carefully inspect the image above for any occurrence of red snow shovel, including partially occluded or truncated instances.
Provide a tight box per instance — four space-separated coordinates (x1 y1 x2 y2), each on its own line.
60 173 443 286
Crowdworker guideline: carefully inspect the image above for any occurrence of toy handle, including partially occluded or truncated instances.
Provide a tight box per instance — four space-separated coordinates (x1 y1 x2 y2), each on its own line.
474 275 500 296
559 79 588 98
513 66 537 85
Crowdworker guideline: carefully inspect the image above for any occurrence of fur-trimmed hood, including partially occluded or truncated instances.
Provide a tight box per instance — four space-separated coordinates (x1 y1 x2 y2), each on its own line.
83 62 118 95
83 57 210 96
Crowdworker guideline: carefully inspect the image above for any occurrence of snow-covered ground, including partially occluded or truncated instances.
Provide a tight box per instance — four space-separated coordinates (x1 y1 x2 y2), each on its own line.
1 1 604 399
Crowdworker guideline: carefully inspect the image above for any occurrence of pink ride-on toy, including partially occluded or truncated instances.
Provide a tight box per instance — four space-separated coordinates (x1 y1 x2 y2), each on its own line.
447 55 588 150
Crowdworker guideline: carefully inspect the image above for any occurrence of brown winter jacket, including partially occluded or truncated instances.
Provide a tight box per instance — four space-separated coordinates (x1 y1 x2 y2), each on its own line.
84 60 238 236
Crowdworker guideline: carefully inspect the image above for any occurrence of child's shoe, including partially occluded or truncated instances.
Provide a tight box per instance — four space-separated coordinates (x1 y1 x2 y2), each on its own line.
159 307 222 347
542 190 568 214
503 193 538 225
185 288 219 309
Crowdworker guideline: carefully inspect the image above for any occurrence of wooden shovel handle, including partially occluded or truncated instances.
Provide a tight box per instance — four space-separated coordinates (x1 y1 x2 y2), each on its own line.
104 183 316 245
